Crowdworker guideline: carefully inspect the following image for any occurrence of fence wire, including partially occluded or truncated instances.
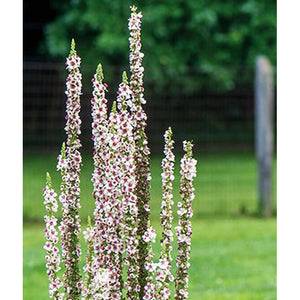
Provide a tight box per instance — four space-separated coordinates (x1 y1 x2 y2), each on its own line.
23 61 257 153
23 61 276 218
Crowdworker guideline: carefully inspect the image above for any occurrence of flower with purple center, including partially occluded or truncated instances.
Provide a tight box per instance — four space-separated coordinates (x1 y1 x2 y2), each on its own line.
43 173 64 299
57 39 83 300
175 141 197 300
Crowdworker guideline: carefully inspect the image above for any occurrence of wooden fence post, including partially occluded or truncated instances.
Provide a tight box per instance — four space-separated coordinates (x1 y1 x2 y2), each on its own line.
255 56 274 217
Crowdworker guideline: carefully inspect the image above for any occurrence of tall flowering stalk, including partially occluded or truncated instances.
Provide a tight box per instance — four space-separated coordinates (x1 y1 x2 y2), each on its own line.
43 173 64 299
142 222 158 300
156 127 175 299
93 100 125 299
175 141 197 300
88 64 112 298
82 219 110 300
128 6 152 296
57 39 82 299
116 72 141 299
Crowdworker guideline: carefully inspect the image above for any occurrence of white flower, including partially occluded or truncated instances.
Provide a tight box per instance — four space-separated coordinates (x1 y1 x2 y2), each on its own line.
65 55 81 71
162 288 171 299
94 269 110 286
158 258 168 270
142 226 156 243
177 207 187 216
177 234 186 243
83 227 94 242
145 262 157 272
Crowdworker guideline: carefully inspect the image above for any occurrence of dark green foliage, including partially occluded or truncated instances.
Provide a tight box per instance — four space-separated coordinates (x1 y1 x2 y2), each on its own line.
44 0 276 92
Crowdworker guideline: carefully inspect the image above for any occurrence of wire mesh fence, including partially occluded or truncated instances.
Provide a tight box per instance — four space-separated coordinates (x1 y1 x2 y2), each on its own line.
23 61 276 219
23 61 258 153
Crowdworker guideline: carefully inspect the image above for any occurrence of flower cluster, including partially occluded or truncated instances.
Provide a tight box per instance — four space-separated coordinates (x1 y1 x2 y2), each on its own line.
128 6 152 296
82 216 94 299
89 64 111 298
64 40 82 148
81 214 111 300
128 5 148 153
43 7 198 300
143 223 157 300
84 70 136 298
57 39 83 300
43 173 64 299
157 127 175 299
155 257 173 300
65 54 81 72
175 141 197 300
92 268 111 299
83 100 124 299
116 72 141 299
142 226 157 244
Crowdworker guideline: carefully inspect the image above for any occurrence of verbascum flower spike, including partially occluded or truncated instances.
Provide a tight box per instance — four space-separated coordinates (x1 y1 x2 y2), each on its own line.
58 39 83 299
175 141 197 300
94 100 124 299
43 173 64 299
90 63 109 276
157 127 175 299
142 220 157 299
128 6 152 297
88 64 113 299
116 72 140 299
91 63 108 218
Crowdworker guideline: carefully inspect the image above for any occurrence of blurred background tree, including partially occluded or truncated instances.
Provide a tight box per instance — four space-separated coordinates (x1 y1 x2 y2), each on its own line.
41 0 276 93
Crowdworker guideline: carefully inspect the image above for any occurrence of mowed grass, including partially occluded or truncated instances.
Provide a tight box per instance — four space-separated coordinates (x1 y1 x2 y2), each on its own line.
23 218 276 300
23 152 277 222
23 152 276 299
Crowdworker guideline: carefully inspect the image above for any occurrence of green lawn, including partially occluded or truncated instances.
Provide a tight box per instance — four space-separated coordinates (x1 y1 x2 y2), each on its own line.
23 218 276 300
23 152 276 298
23 152 277 222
